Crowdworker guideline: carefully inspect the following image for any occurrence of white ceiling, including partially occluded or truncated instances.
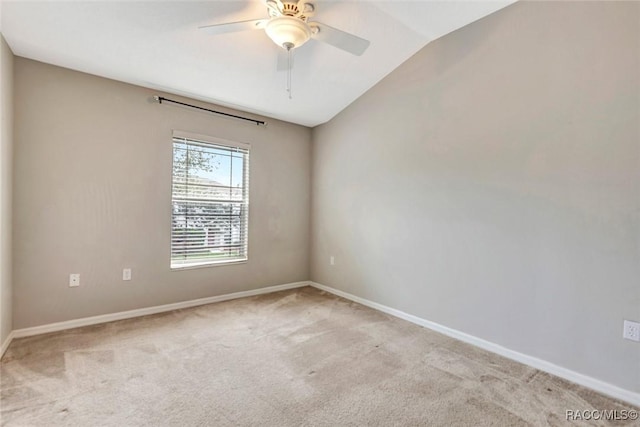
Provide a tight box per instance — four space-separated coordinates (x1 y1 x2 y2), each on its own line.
1 0 515 127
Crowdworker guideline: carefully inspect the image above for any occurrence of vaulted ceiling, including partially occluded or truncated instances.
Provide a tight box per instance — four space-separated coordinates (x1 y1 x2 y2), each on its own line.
1 1 515 127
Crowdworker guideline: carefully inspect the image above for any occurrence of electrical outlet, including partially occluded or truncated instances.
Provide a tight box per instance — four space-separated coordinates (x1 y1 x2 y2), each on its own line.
123 268 132 281
623 320 640 342
69 274 80 287
330 256 335 266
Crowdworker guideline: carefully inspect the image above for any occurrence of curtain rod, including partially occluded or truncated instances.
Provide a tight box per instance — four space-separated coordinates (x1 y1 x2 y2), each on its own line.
153 96 266 126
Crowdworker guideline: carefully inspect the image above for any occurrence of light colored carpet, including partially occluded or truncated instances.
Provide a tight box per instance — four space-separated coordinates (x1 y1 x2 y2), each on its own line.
0 287 637 426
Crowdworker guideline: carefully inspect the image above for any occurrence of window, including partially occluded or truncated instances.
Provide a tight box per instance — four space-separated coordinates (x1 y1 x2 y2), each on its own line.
171 131 249 268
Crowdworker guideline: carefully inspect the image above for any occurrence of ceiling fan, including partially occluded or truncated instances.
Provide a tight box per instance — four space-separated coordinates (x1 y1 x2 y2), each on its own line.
199 0 371 56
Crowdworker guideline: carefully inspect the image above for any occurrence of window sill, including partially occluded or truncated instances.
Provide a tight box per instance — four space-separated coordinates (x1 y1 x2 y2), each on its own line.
170 258 248 271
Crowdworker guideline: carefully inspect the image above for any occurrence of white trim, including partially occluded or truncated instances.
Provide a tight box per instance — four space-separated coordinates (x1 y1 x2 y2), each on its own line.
172 129 250 150
170 259 248 271
1 330 14 358
309 281 640 407
11 281 310 339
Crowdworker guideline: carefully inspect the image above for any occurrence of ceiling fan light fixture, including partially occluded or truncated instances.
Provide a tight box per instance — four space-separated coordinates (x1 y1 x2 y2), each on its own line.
265 16 311 50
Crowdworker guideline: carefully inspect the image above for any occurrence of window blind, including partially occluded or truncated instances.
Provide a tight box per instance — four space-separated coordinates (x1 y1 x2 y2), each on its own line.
171 132 249 268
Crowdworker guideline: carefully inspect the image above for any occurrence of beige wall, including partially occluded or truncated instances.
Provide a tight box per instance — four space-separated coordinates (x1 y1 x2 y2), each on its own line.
13 58 311 329
311 1 640 393
0 34 14 345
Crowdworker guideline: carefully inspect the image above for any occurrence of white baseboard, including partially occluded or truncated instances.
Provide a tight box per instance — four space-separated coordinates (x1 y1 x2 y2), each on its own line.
9 281 310 341
1 330 14 358
309 281 640 407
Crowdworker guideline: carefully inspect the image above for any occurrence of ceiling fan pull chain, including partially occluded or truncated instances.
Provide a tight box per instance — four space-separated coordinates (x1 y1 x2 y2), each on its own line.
285 43 293 99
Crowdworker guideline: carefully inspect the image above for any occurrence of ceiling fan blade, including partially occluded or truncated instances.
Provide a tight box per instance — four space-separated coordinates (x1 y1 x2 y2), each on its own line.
309 22 370 56
266 0 284 17
199 19 268 36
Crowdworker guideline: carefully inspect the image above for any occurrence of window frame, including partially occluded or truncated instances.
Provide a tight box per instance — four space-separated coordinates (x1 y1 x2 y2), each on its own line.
170 130 250 270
